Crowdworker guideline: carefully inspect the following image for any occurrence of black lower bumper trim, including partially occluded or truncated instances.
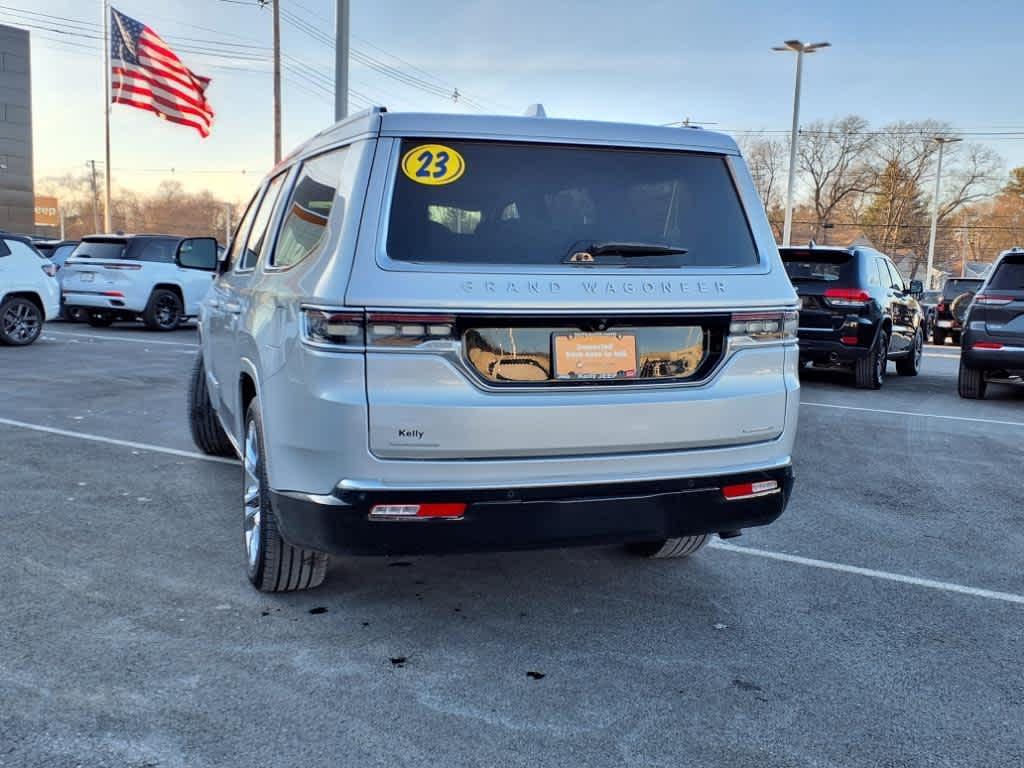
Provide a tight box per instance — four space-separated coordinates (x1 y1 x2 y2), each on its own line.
271 466 794 556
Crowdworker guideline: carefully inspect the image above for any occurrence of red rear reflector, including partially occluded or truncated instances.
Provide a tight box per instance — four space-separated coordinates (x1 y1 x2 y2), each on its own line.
840 335 859 345
101 290 124 297
722 480 780 501
369 503 466 520
972 341 1004 350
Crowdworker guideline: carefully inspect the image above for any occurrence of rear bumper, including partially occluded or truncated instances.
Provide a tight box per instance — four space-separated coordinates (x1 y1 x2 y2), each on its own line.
961 342 1024 372
270 465 794 556
63 291 144 313
797 336 870 364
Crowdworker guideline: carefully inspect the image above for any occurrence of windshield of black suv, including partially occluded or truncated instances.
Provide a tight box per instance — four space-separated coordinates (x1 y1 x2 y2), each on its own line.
781 249 857 284
942 278 983 299
988 254 1024 290
386 140 758 268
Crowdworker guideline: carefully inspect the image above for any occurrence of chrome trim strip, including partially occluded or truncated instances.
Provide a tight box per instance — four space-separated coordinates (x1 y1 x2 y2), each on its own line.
275 490 349 506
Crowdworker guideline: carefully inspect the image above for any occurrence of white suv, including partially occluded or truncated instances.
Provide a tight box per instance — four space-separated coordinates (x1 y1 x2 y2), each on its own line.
187 108 801 592
0 233 60 346
61 235 215 330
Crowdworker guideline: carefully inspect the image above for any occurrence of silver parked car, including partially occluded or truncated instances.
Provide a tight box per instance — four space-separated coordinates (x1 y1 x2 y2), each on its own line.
185 107 801 592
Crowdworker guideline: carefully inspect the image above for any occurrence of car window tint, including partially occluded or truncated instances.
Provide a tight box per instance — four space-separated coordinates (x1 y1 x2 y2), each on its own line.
942 279 982 299
987 255 1024 290
226 190 261 270
71 241 128 260
387 140 758 268
0 239 10 257
240 173 286 271
272 147 349 269
875 259 889 288
52 244 76 265
134 238 177 263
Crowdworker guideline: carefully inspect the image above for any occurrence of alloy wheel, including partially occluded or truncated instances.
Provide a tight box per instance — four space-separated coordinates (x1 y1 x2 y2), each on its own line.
155 295 179 328
243 419 262 569
2 302 40 343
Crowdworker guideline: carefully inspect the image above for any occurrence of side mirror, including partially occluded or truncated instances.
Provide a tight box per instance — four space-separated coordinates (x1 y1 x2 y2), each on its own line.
176 237 218 271
909 279 924 297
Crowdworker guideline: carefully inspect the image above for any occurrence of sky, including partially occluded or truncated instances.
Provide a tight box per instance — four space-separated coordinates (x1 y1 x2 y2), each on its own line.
6 0 1024 203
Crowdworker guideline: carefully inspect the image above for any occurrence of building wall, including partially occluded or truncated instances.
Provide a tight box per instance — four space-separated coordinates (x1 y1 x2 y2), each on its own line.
0 24 33 234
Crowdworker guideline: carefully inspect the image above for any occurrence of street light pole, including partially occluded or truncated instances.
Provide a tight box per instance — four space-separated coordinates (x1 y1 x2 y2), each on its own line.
335 0 349 121
925 136 962 290
272 0 282 163
773 39 830 247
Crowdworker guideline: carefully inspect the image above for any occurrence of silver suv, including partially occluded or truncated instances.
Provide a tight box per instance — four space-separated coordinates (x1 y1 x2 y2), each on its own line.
186 108 801 592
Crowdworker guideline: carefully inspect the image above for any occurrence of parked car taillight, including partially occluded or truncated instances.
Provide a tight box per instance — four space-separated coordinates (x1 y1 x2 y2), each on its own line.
974 295 1014 306
41 263 58 277
823 288 871 308
302 309 364 347
366 313 456 347
937 302 947 312
729 311 798 346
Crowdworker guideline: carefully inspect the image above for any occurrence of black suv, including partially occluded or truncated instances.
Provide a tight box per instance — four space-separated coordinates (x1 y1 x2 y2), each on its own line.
781 245 925 389
958 249 1024 399
932 277 984 346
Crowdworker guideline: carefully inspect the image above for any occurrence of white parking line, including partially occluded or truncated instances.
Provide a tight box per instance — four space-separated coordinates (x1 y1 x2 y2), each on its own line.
710 540 1024 606
0 417 237 465
923 352 960 359
42 329 198 347
801 401 1024 429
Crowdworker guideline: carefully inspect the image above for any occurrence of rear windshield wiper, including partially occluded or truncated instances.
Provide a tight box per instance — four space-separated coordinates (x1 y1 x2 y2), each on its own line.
589 241 688 257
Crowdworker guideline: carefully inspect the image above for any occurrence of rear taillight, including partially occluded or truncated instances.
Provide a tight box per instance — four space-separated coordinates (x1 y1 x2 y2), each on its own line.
937 302 947 312
974 295 1014 306
722 480 780 501
369 503 466 521
972 341 1004 350
367 313 456 347
41 263 57 277
302 309 364 347
729 311 798 346
840 335 859 345
823 288 871 308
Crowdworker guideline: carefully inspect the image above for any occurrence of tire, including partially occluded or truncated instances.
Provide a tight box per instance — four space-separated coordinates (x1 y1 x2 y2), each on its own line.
143 288 183 331
85 311 114 328
896 328 923 376
0 296 43 346
244 401 328 592
932 329 947 346
855 329 888 389
958 363 987 399
188 355 236 457
626 534 710 559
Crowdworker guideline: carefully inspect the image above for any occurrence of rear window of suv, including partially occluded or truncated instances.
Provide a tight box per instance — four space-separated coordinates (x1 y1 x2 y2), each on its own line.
988 254 1024 290
71 240 127 260
385 140 759 268
781 250 857 285
942 279 983 299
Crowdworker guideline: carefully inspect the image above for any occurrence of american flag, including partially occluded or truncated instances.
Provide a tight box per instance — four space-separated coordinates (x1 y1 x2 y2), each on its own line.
110 7 215 138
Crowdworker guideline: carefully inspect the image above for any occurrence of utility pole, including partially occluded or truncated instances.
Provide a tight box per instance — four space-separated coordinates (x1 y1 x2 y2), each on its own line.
272 0 282 163
773 39 830 247
335 0 349 121
925 136 962 290
960 213 969 278
88 160 101 234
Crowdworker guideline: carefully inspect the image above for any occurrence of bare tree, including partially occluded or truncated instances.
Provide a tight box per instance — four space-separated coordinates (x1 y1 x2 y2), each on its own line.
740 135 787 211
798 115 876 241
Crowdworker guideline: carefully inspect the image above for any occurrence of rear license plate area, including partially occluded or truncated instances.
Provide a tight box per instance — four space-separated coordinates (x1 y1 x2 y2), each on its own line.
553 332 638 380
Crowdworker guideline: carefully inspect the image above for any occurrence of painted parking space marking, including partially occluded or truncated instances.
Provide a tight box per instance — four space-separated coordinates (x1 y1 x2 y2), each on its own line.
801 401 1024 429
0 417 236 465
710 540 1024 606
42 329 198 347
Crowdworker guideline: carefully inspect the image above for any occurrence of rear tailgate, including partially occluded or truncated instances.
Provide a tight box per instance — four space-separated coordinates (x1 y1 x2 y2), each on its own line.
781 249 859 335
62 239 140 294
346 136 794 460
980 255 1024 338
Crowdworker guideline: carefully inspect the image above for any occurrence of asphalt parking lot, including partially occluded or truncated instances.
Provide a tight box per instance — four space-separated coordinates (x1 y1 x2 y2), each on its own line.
2 325 1022 768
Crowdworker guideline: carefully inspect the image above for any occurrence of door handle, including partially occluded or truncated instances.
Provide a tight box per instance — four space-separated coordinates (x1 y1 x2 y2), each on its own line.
224 302 242 314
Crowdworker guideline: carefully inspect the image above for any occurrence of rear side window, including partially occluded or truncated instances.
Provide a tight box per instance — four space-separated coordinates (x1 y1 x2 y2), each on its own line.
51 244 76 266
133 238 177 263
71 241 127 260
988 255 1024 290
272 147 348 269
782 250 856 284
885 261 904 290
239 173 286 271
386 140 758 268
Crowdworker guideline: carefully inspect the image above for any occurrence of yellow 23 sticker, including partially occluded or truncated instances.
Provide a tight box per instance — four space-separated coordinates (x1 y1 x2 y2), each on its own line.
401 144 466 185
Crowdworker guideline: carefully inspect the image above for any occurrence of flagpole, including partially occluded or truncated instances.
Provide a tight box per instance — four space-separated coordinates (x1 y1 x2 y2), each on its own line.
102 0 112 232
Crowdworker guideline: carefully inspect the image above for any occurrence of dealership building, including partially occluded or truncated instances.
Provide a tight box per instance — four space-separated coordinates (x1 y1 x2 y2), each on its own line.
0 24 33 234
